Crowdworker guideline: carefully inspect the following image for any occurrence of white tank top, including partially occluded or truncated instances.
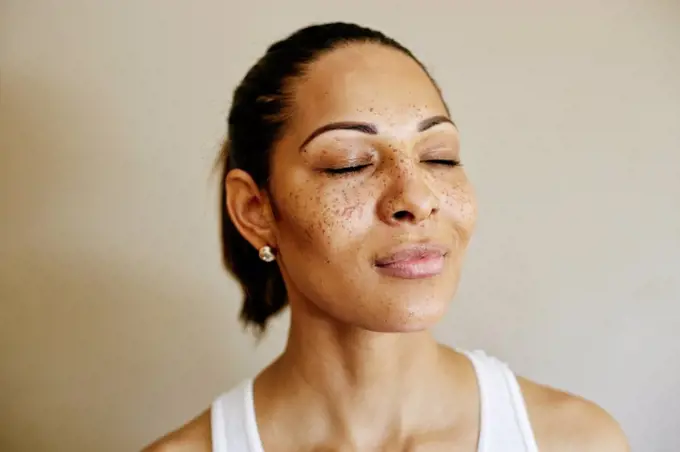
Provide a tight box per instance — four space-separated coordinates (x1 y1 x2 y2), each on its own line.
210 350 540 452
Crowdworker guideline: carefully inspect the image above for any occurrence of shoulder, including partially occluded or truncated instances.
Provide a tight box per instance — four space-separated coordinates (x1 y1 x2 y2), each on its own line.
518 377 630 452
141 409 212 452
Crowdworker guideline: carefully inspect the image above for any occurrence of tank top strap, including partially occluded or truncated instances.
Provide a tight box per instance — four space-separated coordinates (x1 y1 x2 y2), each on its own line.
210 379 263 452
461 349 540 452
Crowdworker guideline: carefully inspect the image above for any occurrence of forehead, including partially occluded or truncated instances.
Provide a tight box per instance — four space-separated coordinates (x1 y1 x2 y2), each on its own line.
286 43 449 141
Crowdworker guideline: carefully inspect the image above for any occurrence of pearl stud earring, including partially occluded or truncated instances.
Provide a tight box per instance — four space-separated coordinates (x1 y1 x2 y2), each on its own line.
258 245 275 262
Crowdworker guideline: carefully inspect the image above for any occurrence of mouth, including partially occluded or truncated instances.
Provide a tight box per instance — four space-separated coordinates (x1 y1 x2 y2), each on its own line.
373 244 449 280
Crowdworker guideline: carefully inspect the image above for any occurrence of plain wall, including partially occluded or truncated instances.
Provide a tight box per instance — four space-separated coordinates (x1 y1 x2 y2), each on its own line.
1 1 679 450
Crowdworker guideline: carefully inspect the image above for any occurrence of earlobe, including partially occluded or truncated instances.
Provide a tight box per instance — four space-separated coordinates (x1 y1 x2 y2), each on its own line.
224 169 277 252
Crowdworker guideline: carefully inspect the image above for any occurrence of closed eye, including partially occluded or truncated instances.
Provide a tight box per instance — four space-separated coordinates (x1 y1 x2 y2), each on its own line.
424 159 461 167
323 164 372 175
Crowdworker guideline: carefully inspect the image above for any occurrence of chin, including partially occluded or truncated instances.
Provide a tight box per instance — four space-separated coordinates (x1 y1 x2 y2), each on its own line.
379 321 439 334
362 317 443 334
359 298 450 333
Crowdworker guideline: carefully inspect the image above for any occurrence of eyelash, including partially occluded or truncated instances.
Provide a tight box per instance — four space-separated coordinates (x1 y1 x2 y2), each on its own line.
323 160 461 176
426 159 461 167
324 164 372 175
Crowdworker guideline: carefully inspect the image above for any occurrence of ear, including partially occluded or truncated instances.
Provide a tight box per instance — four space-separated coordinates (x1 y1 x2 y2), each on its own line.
225 169 277 252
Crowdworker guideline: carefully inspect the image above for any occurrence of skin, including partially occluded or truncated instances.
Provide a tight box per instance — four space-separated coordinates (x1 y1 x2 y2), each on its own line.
144 43 630 451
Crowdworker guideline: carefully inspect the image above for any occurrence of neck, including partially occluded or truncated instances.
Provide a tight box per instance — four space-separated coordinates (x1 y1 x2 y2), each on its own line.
260 303 446 445
282 314 441 396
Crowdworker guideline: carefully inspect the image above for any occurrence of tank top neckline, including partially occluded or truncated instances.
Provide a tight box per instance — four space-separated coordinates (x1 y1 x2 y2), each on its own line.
211 349 539 452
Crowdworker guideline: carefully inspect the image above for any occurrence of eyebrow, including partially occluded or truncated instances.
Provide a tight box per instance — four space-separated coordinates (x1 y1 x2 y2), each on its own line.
299 115 456 150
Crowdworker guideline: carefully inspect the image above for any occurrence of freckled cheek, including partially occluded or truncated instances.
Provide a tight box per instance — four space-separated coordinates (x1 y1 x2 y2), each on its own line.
282 183 372 247
439 184 477 224
277 185 325 244
327 203 364 220
322 190 373 234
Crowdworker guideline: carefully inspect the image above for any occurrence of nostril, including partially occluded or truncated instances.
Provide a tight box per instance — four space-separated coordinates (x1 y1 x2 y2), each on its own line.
393 210 413 221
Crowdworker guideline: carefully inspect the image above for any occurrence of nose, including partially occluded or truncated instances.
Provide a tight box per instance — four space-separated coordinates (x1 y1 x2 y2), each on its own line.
378 163 440 225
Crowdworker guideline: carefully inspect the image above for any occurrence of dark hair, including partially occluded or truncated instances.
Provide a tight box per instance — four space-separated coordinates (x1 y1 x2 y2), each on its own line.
217 22 444 335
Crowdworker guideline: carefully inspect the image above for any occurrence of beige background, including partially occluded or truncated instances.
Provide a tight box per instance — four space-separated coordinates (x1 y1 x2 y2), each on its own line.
1 1 679 451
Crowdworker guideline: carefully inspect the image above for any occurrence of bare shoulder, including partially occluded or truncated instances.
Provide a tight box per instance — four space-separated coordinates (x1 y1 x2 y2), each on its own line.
141 409 212 452
517 377 630 452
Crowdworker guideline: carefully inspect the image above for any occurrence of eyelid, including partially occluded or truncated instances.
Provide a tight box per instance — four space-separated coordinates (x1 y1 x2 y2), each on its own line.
419 146 459 160
327 155 374 167
311 145 376 169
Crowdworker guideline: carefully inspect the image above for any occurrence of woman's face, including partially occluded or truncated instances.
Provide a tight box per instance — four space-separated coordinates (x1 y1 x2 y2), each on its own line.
269 43 477 332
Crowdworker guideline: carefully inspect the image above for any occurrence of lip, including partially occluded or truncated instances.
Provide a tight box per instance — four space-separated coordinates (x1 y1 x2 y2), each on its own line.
374 244 449 279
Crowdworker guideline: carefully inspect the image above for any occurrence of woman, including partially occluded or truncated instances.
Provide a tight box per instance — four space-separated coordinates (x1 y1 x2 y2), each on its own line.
146 22 629 452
